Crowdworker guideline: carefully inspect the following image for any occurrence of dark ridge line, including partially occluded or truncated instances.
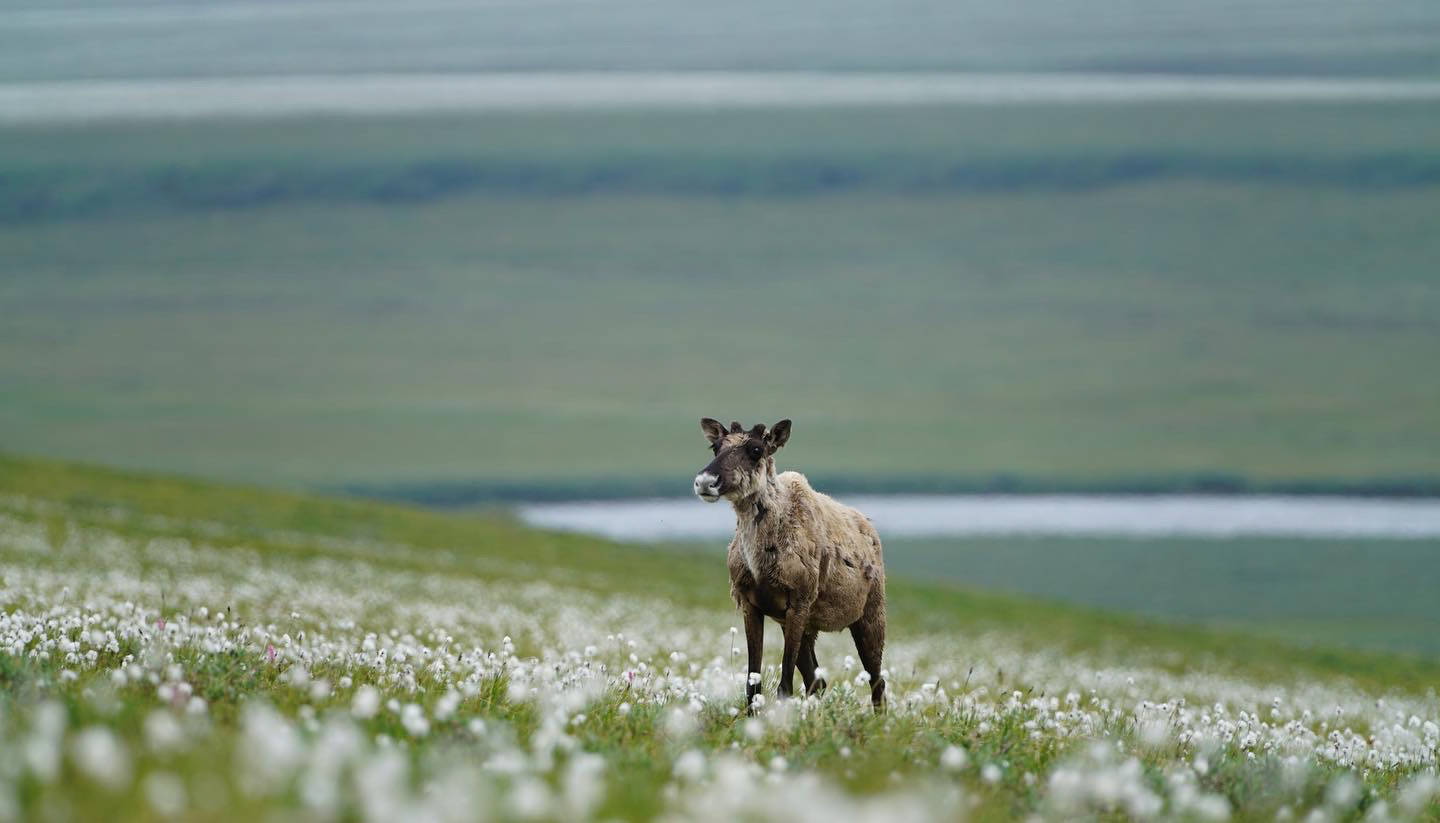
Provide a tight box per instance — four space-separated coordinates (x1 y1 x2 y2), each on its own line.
5 152 1440 223
336 473 1440 506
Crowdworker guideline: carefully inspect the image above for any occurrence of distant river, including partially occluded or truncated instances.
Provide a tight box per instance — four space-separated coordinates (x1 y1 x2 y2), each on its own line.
7 73 1440 123
517 495 1440 541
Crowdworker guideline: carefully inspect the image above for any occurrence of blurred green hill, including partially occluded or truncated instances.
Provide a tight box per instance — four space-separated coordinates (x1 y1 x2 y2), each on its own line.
3 104 1439 494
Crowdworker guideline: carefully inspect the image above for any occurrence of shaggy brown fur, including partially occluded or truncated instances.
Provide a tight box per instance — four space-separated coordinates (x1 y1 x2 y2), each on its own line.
694 418 887 709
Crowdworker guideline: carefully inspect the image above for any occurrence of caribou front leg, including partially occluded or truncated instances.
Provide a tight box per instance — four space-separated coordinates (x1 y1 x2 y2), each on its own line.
742 601 764 710
777 605 810 699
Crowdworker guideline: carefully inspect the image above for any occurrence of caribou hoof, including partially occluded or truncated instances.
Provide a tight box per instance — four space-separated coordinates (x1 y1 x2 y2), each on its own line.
807 678 828 696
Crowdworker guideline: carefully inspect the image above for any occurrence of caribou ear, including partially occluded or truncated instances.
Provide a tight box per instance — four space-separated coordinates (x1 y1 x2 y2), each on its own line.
767 419 792 451
700 418 728 444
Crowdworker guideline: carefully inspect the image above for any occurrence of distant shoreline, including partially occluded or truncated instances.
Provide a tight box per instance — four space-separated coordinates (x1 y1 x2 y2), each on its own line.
342 473 1440 506
7 72 1440 125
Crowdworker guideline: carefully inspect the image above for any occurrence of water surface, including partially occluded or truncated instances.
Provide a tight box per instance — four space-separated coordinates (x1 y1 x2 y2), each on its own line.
7 73 1440 123
518 494 1440 541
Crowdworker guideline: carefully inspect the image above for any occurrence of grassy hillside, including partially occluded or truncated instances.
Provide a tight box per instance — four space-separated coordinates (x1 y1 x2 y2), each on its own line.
4 104 1440 493
876 535 1440 659
1 452 1438 820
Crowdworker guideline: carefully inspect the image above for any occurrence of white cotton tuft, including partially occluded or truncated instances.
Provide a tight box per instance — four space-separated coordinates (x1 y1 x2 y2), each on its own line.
351 685 381 719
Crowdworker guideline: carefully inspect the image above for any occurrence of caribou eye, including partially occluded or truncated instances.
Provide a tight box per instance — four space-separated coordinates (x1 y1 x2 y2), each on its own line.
747 444 764 460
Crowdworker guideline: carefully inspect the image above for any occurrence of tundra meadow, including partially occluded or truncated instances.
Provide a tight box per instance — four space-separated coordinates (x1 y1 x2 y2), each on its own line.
1 455 1438 822
6 2 1440 821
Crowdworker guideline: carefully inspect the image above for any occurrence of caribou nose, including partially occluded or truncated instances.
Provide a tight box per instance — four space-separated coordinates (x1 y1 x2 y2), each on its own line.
693 472 722 500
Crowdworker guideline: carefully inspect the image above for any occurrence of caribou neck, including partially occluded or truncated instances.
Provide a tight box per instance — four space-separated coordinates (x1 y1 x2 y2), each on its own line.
731 465 784 530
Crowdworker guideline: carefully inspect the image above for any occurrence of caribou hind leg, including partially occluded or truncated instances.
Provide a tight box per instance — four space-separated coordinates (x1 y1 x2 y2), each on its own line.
849 590 886 710
798 631 827 695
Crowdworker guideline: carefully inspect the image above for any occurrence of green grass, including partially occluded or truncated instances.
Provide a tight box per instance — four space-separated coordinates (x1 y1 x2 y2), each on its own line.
2 453 1440 821
4 105 1440 491
3 451 1437 695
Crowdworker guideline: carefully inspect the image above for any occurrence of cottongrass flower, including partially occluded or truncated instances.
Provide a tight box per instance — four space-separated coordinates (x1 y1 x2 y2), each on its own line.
434 689 462 721
237 703 303 796
143 771 187 817
22 701 66 783
351 685 381 719
561 752 607 819
507 776 553 819
940 744 969 771
143 710 186 753
1397 774 1440 816
743 718 765 741
1325 773 1361 810
663 706 698 739
354 748 410 823
70 727 131 791
674 750 707 782
401 703 430 737
300 718 363 815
